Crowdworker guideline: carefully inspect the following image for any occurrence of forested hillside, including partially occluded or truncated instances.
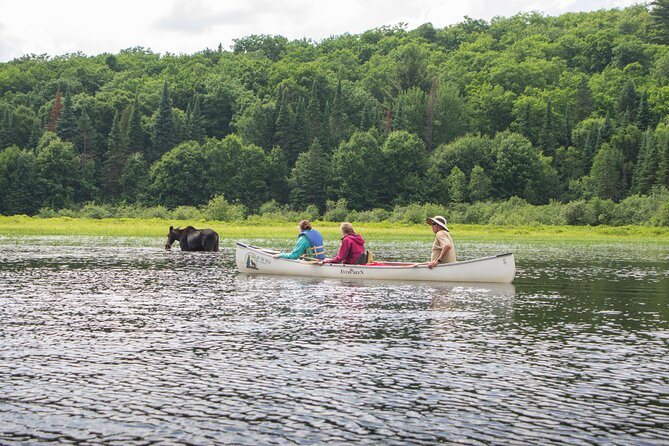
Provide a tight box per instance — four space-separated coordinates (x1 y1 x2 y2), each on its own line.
2 3 669 224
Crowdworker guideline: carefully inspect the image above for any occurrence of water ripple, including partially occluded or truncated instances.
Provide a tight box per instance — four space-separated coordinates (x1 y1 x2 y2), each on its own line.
1 237 668 444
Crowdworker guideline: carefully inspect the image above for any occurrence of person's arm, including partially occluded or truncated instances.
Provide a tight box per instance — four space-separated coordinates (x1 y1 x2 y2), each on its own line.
323 238 350 264
279 236 310 259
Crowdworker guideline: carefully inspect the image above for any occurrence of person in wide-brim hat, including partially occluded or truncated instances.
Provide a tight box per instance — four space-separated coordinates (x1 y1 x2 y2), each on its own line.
426 215 456 268
426 215 449 232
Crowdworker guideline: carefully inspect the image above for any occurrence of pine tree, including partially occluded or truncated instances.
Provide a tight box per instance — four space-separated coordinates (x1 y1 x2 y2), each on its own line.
28 118 42 149
290 138 328 209
47 88 63 132
518 101 532 140
294 97 309 156
632 128 658 194
446 166 467 204
540 100 556 157
0 109 15 149
657 132 669 188
76 107 94 156
468 165 492 202
601 112 613 141
126 95 145 156
102 110 127 199
329 78 347 146
58 88 77 142
583 122 602 171
0 147 39 215
575 76 593 122
393 96 404 131
618 80 639 120
560 104 573 148
190 95 205 143
320 100 331 151
184 101 193 140
305 79 322 143
274 87 297 163
266 146 290 203
636 91 651 130
650 0 669 44
589 143 624 201
120 152 148 204
424 78 437 152
359 100 377 132
152 81 176 162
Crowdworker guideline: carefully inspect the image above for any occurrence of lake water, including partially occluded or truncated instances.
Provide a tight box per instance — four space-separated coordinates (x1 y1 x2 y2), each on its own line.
1 236 668 445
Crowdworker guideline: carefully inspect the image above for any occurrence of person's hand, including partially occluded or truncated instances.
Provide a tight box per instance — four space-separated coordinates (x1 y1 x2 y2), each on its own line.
272 254 281 258
428 260 438 269
318 260 324 265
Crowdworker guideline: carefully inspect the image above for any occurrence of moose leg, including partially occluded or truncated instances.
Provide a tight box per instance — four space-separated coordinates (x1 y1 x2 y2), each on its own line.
203 233 218 251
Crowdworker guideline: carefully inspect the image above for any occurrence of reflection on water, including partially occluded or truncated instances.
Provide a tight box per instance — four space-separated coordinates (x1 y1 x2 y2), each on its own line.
1 236 668 444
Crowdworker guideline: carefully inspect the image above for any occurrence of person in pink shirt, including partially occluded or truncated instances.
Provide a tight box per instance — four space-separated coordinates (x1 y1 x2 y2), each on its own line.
318 222 365 265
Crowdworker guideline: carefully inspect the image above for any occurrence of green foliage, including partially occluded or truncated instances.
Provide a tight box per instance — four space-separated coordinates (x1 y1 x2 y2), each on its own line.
612 189 669 225
388 203 447 224
79 202 114 219
152 81 176 162
0 5 668 221
0 145 39 215
632 128 659 194
431 81 470 146
203 194 247 221
323 199 350 222
446 166 467 204
171 205 204 220
650 0 669 44
266 146 290 203
468 165 493 202
149 140 208 208
233 34 289 62
28 193 669 227
205 135 270 210
380 130 427 204
126 95 145 155
102 110 127 198
36 137 84 209
562 198 616 225
346 208 391 223
651 199 669 225
589 143 624 200
328 130 383 209
491 131 548 201
290 139 328 210
120 152 149 203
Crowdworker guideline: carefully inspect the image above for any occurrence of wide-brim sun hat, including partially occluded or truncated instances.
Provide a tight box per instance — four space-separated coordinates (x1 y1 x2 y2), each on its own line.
426 215 449 232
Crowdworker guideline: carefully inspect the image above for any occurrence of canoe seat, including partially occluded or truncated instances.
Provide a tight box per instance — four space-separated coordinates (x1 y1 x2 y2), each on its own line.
355 250 374 264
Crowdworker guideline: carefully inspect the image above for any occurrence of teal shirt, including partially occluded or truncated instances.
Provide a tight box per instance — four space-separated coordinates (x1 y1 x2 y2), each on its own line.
279 235 310 259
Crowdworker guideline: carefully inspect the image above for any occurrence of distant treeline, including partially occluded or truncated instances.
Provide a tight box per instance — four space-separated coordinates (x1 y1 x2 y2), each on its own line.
2 3 669 224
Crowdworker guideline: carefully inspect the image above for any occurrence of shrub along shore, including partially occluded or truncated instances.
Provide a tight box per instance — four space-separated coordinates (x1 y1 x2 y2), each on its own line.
1 215 668 243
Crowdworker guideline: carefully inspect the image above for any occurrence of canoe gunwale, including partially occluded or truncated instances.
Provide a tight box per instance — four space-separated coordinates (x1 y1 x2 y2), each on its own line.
238 242 512 269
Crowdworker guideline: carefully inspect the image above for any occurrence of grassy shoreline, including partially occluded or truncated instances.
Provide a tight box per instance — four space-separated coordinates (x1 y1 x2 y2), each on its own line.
1 216 668 243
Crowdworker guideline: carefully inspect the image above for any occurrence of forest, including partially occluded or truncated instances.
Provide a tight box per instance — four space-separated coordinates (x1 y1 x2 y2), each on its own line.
2 3 669 226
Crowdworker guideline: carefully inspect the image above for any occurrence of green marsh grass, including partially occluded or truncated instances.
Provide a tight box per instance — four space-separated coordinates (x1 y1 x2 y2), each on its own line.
1 216 668 243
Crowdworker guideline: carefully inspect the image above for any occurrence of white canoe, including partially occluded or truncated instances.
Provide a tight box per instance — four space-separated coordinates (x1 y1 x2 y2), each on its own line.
235 242 516 283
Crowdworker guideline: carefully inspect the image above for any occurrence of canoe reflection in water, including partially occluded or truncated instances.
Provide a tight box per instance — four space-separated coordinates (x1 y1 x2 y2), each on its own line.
233 272 514 316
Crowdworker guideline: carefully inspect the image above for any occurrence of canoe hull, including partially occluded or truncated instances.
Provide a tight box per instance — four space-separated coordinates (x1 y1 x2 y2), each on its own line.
235 243 515 283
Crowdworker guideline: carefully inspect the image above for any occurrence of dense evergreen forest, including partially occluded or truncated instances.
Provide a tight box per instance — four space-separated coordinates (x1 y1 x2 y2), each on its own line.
2 3 669 225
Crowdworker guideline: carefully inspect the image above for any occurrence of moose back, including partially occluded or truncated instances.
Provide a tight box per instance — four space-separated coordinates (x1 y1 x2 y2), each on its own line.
165 226 219 251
